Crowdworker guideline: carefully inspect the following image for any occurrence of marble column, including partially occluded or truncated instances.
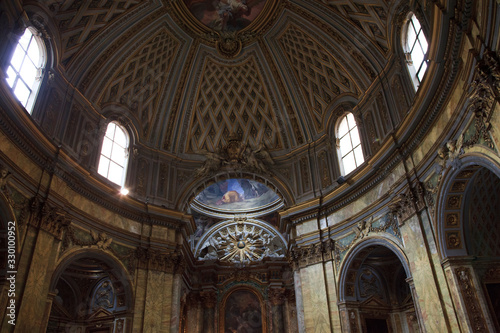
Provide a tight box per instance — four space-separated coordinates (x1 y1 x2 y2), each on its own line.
269 288 285 332
293 270 305 333
201 290 216 333
170 272 182 333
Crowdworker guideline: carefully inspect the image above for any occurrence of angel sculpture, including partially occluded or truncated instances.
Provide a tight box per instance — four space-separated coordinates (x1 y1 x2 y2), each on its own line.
91 230 113 250
0 165 10 189
195 149 224 177
446 135 464 170
353 217 372 240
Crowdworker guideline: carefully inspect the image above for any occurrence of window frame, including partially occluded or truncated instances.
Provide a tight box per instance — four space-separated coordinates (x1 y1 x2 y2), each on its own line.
336 112 365 176
403 13 428 91
97 121 130 187
5 26 47 114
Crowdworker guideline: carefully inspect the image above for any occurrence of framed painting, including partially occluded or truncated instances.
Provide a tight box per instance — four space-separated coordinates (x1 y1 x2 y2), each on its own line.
220 287 266 333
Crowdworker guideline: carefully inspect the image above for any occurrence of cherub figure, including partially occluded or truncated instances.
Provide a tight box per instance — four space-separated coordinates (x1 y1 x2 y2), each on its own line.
91 230 113 250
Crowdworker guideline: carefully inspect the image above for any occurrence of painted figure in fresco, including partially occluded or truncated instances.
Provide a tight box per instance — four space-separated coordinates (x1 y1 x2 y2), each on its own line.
186 0 266 31
217 190 243 205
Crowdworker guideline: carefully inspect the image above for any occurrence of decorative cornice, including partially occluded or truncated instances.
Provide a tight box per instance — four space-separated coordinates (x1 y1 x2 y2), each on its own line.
39 204 71 240
288 239 335 270
388 182 426 226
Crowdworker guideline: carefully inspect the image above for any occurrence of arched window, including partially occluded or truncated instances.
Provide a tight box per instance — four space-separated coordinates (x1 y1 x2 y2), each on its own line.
98 122 129 187
337 113 364 175
5 27 46 113
403 13 428 90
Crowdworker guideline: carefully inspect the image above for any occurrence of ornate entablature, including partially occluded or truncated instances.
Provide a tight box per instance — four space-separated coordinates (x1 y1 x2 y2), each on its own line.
195 220 286 265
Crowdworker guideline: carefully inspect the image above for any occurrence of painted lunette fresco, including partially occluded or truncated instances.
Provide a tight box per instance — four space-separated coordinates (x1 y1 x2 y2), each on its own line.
194 178 280 214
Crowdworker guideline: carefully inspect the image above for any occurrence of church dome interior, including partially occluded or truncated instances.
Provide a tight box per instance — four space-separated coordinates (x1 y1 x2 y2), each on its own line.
0 0 500 332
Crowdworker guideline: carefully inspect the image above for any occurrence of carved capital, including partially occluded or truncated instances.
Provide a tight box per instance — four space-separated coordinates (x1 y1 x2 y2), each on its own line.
40 206 71 240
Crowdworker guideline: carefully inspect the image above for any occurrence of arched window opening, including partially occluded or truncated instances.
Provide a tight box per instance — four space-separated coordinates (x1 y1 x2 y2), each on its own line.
337 113 364 175
98 122 129 187
404 13 428 90
5 27 46 113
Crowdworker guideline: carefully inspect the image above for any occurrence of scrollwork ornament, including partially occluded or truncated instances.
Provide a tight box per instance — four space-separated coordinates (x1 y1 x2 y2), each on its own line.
454 267 487 331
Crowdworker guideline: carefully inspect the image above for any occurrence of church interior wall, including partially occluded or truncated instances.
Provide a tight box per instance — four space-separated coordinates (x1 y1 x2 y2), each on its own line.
0 0 499 332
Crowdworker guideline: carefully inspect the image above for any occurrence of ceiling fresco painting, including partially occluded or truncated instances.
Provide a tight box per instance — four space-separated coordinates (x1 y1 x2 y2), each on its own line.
194 178 280 214
184 0 267 32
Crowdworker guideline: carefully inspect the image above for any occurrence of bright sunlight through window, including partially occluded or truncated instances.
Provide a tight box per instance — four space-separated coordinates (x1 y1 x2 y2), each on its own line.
405 14 428 90
98 122 129 186
6 28 45 113
337 113 364 175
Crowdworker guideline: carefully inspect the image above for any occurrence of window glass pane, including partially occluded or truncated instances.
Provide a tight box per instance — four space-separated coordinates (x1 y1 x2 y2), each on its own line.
343 152 356 175
354 146 364 165
10 46 25 71
407 24 417 50
27 42 40 66
14 81 30 106
98 156 110 177
346 113 355 129
413 48 425 68
338 117 348 138
339 136 352 157
417 61 428 81
108 162 124 185
350 127 361 147
20 60 37 86
18 30 32 51
114 127 127 148
106 122 116 138
101 137 113 158
418 35 428 54
6 66 16 87
111 145 126 166
411 15 421 31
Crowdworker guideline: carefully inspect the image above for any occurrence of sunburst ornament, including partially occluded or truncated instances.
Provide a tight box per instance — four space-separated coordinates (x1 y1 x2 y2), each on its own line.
197 222 285 264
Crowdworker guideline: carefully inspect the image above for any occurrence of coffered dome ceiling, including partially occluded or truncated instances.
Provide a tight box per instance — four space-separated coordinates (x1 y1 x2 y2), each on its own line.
32 0 415 213
50 0 393 152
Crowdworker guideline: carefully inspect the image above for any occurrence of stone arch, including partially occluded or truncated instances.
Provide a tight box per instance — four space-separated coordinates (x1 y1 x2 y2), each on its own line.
338 238 421 332
436 157 500 259
48 249 134 332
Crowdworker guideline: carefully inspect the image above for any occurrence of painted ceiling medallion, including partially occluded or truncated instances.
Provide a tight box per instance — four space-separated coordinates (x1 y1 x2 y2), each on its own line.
197 222 286 264
183 0 267 32
181 0 279 57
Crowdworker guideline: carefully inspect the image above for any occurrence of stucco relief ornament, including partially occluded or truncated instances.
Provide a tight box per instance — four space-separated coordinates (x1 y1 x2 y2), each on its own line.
195 136 274 177
352 217 372 240
437 135 464 172
90 230 113 250
198 223 284 264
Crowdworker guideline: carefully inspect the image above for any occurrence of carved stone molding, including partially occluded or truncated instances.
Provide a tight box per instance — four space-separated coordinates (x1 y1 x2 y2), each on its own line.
288 239 334 270
454 267 488 332
389 183 426 226
39 205 71 240
132 247 184 274
463 51 499 149
349 310 359 333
